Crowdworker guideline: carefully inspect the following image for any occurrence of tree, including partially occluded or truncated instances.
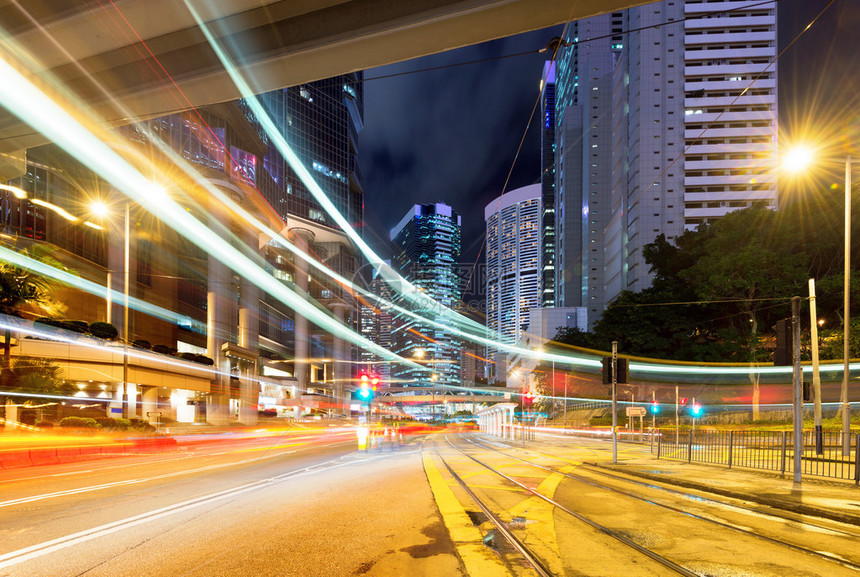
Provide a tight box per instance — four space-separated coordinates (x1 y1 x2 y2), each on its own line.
0 248 65 389
3 356 74 423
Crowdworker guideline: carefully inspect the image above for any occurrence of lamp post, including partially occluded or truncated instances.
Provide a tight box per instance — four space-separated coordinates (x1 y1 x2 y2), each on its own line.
785 148 853 455
92 200 130 419
842 156 852 456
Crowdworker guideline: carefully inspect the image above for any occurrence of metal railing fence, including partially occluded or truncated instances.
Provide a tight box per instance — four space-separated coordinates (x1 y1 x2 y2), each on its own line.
651 428 860 484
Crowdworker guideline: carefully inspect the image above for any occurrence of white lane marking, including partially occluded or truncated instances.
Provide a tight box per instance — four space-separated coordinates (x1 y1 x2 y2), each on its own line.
0 450 392 570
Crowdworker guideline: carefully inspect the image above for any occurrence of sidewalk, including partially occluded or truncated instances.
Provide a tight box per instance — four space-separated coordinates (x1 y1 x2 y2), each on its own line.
585 440 860 527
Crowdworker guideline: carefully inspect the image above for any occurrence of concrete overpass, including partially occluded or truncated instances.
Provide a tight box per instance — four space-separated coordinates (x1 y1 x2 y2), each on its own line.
0 0 654 160
375 386 513 405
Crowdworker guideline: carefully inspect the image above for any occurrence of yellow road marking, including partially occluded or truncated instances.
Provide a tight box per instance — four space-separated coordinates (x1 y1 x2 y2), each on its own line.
507 471 565 576
423 452 512 577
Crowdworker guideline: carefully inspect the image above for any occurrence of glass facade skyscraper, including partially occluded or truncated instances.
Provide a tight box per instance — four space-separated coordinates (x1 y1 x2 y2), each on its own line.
485 185 542 375
390 203 462 387
554 1 778 326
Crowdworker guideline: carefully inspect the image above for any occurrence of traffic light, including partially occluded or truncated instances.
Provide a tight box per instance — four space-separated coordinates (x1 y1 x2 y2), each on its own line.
523 390 536 406
679 397 688 407
353 373 378 403
601 357 629 384
650 400 660 414
691 403 702 417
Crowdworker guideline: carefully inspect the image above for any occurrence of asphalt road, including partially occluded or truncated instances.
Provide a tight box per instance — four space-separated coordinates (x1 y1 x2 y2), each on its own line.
0 428 463 577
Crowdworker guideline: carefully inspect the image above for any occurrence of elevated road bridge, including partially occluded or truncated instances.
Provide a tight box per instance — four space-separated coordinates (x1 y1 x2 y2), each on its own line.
0 0 653 167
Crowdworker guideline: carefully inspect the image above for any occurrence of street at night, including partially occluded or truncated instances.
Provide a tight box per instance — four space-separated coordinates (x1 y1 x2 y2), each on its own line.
1 0 860 575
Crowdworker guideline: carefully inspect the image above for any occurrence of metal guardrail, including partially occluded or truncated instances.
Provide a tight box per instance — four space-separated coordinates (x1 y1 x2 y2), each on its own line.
651 429 860 484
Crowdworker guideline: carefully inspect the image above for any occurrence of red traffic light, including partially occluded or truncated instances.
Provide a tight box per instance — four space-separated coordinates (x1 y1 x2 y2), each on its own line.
523 391 536 405
679 397 688 406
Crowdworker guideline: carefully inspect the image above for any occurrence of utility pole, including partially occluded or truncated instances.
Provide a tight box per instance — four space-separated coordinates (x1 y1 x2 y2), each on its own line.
792 296 803 484
808 279 823 454
675 385 679 444
612 341 618 465
652 390 656 435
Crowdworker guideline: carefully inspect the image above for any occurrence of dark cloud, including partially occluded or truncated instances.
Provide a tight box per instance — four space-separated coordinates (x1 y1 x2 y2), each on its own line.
358 26 562 264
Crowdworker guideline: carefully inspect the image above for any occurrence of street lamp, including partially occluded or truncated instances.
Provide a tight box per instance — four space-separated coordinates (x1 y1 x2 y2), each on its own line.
785 148 853 455
91 200 131 420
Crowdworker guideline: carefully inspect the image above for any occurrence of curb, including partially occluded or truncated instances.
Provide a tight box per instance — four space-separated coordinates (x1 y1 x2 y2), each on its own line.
587 461 860 528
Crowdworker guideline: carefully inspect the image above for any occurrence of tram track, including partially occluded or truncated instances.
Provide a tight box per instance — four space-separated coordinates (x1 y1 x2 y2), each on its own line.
473 434 860 540
462 434 860 573
434 435 701 577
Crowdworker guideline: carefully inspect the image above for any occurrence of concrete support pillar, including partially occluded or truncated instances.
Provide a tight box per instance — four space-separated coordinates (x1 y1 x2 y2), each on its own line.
237 358 258 425
141 386 158 422
288 228 315 395
4 400 17 430
207 206 232 426
238 272 260 426
327 301 350 417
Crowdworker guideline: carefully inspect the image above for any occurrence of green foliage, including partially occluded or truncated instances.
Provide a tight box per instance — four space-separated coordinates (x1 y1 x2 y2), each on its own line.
129 418 156 432
89 322 118 340
133 339 152 350
59 416 101 429
553 200 860 362
95 417 132 430
6 356 74 402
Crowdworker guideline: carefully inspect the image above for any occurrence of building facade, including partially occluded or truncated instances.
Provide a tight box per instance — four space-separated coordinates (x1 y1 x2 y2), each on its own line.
358 269 394 384
485 184 542 376
0 74 366 425
540 61 557 308
390 203 462 387
554 0 778 324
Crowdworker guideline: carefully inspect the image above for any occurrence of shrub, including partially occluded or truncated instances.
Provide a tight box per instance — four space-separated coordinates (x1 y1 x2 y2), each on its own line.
129 418 156 432
59 416 101 429
36 420 54 429
35 317 64 329
152 344 176 355
89 322 118 340
61 320 89 333
258 408 277 418
177 352 198 362
194 354 215 366
95 417 131 430
133 339 152 350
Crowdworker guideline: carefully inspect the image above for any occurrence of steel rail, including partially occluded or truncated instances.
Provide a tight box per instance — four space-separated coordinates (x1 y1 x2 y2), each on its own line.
465 435 860 571
444 437 700 577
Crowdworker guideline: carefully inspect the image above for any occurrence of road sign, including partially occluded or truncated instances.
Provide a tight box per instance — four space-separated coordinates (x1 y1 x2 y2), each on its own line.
626 406 646 417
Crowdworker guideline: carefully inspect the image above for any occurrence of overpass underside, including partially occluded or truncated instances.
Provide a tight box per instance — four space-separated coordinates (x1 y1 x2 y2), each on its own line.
0 0 654 162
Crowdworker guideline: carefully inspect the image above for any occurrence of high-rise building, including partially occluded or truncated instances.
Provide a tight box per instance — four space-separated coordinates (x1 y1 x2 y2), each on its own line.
358 269 394 383
555 1 778 323
390 203 462 386
485 184 541 376
540 61 557 308
554 15 620 319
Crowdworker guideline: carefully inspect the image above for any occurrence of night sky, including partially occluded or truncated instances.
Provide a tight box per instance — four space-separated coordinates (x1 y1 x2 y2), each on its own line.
357 0 860 307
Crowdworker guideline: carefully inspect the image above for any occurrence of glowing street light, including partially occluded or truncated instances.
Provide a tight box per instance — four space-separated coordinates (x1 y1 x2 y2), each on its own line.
784 145 853 455
91 199 131 420
783 146 814 174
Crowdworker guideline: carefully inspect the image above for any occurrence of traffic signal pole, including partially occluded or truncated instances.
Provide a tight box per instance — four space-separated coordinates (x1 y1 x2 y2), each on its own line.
612 341 618 465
